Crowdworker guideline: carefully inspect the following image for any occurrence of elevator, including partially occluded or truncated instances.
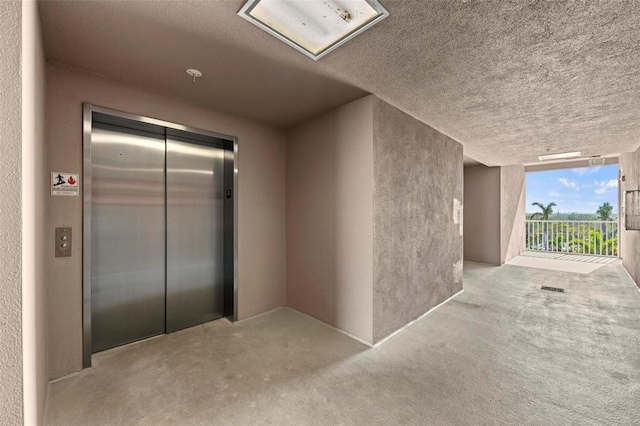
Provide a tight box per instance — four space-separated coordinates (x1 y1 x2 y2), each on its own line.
83 106 236 365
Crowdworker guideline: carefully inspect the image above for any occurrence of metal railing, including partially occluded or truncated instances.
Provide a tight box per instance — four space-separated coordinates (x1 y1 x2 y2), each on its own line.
524 220 618 257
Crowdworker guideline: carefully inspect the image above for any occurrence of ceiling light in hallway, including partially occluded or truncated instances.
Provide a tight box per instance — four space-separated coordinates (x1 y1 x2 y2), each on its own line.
537 151 582 161
238 0 389 60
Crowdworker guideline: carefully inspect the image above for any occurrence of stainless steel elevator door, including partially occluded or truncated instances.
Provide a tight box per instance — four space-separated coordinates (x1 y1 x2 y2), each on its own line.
91 122 166 353
166 138 225 333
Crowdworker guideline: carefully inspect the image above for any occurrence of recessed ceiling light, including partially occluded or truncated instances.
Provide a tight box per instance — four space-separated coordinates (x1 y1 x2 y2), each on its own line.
537 151 582 161
238 0 389 60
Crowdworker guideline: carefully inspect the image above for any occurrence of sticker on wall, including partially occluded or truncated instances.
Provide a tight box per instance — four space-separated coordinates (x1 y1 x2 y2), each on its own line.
453 260 463 283
453 199 463 236
51 172 79 196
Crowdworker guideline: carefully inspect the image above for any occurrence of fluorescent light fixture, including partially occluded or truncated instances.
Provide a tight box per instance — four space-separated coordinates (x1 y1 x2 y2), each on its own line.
537 151 582 161
238 0 389 60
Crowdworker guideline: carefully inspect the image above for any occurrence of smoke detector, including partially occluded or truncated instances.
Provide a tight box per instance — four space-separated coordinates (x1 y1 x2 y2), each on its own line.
186 69 203 83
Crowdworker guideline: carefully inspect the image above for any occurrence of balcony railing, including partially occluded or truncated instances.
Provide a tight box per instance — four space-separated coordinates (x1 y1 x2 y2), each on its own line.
524 220 618 257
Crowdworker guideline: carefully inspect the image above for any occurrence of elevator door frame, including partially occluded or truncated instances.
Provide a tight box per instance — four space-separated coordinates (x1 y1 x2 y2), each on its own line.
82 104 239 368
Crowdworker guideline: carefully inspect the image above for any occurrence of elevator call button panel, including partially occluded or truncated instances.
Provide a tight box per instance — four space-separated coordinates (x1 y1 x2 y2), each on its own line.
55 227 72 257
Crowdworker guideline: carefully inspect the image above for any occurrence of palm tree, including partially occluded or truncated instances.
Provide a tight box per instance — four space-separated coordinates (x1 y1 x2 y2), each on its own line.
529 202 557 220
596 202 614 242
529 202 556 250
596 202 613 221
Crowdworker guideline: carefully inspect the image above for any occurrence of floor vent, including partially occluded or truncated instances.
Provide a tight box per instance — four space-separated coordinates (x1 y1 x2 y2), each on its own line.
541 286 565 293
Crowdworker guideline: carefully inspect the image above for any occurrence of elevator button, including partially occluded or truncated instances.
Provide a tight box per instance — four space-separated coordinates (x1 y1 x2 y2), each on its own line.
55 227 72 257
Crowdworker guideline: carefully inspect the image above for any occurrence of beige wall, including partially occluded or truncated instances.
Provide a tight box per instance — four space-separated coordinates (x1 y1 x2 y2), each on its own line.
464 165 501 264
373 98 464 342
620 147 640 288
46 63 287 380
500 165 525 263
286 96 464 344
463 164 525 265
286 96 374 344
0 1 24 423
22 0 48 424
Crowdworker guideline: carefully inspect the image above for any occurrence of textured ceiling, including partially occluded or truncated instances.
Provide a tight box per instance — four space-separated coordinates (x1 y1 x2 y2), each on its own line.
39 0 640 166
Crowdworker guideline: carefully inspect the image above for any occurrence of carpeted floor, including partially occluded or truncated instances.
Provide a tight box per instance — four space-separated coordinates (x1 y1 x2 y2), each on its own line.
46 262 640 425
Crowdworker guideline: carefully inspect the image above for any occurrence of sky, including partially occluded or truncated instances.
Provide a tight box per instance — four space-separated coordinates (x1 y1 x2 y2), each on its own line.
526 165 619 214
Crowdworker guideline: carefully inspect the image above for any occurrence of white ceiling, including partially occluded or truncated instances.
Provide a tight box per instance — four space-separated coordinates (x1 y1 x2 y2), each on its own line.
39 0 640 166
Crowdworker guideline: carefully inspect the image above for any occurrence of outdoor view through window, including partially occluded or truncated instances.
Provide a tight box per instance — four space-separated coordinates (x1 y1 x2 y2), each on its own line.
525 165 619 257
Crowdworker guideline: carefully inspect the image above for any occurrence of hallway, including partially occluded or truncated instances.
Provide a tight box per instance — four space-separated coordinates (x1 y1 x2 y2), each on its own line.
46 262 640 425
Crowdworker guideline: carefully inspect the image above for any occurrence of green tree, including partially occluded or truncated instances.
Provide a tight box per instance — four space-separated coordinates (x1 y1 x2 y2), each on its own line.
528 202 557 250
571 229 618 256
607 237 619 256
529 202 557 220
596 202 615 243
572 229 602 254
596 202 613 221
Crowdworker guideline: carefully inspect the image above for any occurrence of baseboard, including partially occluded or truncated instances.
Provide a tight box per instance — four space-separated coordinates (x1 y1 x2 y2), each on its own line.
42 381 51 426
286 288 465 349
620 262 640 295
48 368 89 385
463 260 500 266
283 307 374 347
373 289 464 347
233 306 286 323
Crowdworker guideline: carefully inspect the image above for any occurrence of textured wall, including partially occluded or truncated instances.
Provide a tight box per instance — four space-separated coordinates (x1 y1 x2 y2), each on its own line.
620 147 640 288
0 1 24 424
46 64 286 380
372 98 463 343
286 96 374 344
500 165 525 263
463 165 501 265
22 0 48 424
